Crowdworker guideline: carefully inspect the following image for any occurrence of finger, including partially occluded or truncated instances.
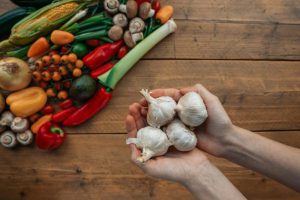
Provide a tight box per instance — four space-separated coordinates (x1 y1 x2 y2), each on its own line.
150 88 182 101
125 115 137 138
180 84 218 104
129 103 146 130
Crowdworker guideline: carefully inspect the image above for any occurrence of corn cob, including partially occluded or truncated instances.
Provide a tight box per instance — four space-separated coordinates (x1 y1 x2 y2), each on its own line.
0 0 99 51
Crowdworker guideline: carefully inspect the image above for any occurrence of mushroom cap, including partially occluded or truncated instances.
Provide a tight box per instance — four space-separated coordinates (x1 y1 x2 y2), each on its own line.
16 130 33 145
0 111 14 126
108 25 124 41
0 131 17 148
139 2 152 20
113 13 128 28
126 0 138 19
129 17 145 33
10 117 29 133
104 0 120 14
124 31 136 48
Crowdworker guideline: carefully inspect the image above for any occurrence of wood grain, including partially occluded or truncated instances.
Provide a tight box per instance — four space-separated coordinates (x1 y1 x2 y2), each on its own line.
66 60 300 133
0 132 299 200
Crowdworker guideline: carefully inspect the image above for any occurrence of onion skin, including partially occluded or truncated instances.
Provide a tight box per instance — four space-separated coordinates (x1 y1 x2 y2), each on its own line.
0 93 4 113
0 57 32 91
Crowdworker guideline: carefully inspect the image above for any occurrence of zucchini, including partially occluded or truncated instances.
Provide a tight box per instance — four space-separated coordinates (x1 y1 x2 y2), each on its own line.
0 7 36 40
10 0 53 8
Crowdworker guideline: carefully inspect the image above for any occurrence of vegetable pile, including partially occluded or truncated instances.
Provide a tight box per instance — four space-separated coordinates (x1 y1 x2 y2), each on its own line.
0 0 176 151
126 90 208 162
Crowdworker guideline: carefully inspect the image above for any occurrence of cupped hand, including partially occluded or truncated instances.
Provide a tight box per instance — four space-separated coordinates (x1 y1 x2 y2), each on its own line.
126 89 209 184
180 84 235 157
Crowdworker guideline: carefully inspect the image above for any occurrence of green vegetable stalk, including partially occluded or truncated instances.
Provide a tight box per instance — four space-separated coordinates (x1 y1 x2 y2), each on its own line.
98 19 177 89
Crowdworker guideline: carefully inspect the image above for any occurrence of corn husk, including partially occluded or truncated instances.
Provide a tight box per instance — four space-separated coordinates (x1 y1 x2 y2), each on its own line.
0 0 98 51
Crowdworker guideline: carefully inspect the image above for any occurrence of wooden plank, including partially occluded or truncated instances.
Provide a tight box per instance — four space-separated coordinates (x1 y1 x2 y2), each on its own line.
144 21 300 60
65 60 300 134
0 131 299 200
1 0 300 24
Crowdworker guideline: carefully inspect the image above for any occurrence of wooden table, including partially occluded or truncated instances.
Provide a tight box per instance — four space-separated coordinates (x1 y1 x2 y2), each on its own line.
1 0 300 199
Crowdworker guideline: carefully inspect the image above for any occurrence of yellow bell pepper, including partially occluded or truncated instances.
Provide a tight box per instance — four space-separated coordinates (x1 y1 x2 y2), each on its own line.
6 87 47 117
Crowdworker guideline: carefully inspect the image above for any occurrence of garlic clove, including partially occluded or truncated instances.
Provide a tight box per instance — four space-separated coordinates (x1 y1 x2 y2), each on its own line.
165 119 197 151
126 126 170 162
140 89 176 128
176 92 208 127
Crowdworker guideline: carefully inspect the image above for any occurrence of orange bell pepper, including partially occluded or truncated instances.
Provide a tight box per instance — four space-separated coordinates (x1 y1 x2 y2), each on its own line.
31 114 53 134
6 87 48 117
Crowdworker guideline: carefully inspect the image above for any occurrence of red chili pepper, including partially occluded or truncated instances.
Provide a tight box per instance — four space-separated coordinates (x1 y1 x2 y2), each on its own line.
41 105 54 115
83 40 123 70
86 39 101 47
63 88 112 126
36 122 66 150
59 99 74 110
52 107 78 123
118 46 128 59
136 0 150 6
90 63 114 79
61 46 70 53
152 0 161 14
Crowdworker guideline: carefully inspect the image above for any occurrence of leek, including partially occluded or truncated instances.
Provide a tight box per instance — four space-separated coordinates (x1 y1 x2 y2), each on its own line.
98 19 177 89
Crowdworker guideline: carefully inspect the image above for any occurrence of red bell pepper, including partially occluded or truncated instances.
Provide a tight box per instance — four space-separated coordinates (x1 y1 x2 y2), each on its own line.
52 107 78 123
59 99 74 110
63 88 112 126
36 122 66 150
152 0 161 14
117 46 128 59
136 0 150 6
90 63 114 79
83 40 123 70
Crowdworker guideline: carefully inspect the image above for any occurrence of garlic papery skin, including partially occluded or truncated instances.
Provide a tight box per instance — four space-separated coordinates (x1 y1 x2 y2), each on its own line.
140 89 176 128
165 119 197 151
126 126 170 162
176 92 208 127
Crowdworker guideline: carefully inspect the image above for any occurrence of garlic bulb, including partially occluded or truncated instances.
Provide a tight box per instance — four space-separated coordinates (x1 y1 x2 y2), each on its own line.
126 126 170 162
176 92 208 127
165 119 197 151
140 89 176 128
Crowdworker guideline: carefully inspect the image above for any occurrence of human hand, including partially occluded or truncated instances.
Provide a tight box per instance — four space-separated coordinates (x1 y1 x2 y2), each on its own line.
180 84 235 157
126 89 210 184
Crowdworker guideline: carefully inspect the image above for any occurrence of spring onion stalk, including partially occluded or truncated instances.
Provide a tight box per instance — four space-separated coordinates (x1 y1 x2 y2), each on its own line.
60 9 88 31
99 36 114 43
76 25 108 35
98 19 177 89
6 46 30 59
75 30 107 41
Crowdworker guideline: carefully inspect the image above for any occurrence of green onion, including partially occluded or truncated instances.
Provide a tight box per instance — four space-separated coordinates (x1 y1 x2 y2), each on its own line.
99 36 114 43
60 9 88 31
6 46 30 59
98 19 177 89
75 30 108 41
76 25 108 35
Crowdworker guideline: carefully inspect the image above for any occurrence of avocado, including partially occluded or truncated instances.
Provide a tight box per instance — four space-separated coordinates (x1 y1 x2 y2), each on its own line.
69 75 97 101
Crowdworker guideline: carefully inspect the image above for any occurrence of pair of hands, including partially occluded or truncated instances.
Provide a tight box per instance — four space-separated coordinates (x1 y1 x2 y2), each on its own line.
125 84 234 184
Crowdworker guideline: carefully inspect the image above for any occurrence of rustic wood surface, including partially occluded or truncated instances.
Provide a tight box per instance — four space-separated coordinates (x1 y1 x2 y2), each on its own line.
0 0 300 200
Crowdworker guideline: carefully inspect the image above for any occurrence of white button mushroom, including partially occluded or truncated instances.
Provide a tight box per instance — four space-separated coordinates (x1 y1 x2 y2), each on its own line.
119 0 138 19
16 130 33 146
113 13 128 28
139 2 155 20
124 31 144 48
10 117 29 133
0 131 17 148
129 17 145 33
108 25 124 41
126 126 170 162
104 0 120 14
0 111 15 126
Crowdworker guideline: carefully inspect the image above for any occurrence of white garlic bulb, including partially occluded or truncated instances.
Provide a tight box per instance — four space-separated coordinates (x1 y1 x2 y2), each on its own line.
140 89 176 128
165 119 197 151
176 92 208 127
126 126 171 162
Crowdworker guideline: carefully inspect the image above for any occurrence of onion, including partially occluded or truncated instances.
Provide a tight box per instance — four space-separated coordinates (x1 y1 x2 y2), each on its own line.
0 93 4 113
0 57 32 91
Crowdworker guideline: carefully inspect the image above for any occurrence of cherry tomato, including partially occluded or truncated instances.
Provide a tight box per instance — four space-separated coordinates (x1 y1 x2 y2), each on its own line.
46 88 57 97
49 50 58 56
75 60 84 68
29 113 41 123
59 99 73 110
51 54 61 64
63 80 72 89
42 55 51 66
59 66 68 76
86 39 100 47
72 68 82 77
68 53 78 63
38 81 48 89
54 82 63 91
41 105 54 115
42 71 51 81
57 90 68 100
32 71 42 81
118 46 128 59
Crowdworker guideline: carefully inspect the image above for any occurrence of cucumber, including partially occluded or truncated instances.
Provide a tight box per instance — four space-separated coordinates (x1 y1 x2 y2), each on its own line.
10 0 53 8
0 7 36 40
